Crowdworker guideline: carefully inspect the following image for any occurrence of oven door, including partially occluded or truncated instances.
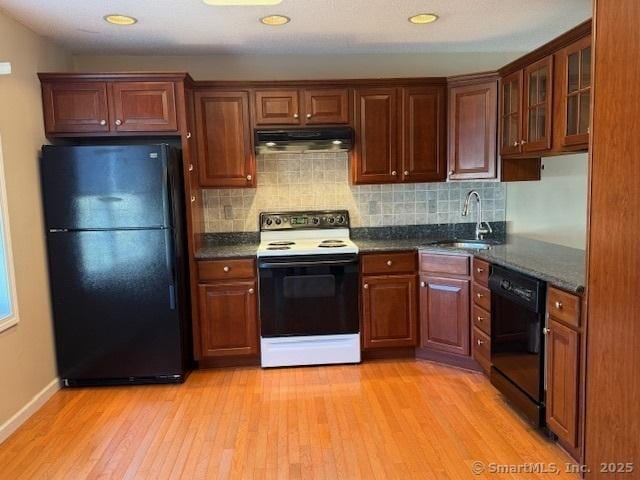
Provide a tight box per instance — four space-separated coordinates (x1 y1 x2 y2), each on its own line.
259 254 359 337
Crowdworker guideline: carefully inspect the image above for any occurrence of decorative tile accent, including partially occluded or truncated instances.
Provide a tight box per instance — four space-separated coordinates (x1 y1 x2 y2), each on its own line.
202 152 506 232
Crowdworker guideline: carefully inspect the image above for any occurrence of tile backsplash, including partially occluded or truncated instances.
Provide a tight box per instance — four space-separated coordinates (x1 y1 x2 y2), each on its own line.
202 152 506 232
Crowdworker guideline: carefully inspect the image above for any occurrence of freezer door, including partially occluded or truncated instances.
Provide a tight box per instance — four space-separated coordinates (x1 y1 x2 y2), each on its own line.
46 229 184 381
40 145 171 230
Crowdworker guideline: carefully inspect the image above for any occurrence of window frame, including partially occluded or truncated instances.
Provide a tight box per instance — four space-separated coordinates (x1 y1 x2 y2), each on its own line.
0 134 19 333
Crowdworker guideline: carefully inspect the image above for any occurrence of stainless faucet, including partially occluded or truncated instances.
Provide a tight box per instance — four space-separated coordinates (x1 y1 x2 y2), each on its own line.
462 190 493 240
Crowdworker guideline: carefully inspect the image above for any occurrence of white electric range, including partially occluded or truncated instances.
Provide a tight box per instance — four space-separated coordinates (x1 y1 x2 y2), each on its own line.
257 210 361 368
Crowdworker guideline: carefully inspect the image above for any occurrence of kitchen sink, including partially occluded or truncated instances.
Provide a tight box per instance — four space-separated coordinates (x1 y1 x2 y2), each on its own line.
430 239 498 250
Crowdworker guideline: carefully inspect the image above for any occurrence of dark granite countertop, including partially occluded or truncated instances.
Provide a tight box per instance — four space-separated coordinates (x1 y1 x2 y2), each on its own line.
195 232 259 259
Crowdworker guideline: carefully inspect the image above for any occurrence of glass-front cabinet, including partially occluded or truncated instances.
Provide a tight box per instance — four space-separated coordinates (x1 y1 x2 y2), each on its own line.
563 36 591 147
523 56 553 153
500 70 523 156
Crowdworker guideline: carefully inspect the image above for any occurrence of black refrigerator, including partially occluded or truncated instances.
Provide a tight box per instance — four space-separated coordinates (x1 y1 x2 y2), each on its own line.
40 144 191 386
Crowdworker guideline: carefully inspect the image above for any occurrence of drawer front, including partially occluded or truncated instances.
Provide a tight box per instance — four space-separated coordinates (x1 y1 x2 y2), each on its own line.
198 258 256 281
420 253 470 276
547 287 581 328
473 283 491 311
473 327 491 373
361 252 416 275
473 258 491 286
473 304 491 336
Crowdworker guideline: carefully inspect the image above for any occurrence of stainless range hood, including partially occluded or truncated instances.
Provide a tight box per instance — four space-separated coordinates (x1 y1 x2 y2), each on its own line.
255 127 354 154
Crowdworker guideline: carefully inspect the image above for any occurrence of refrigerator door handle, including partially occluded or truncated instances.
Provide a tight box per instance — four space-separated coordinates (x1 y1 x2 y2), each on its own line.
168 285 176 310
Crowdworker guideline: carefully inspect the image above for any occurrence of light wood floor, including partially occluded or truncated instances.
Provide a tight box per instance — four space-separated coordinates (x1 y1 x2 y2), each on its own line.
0 360 578 479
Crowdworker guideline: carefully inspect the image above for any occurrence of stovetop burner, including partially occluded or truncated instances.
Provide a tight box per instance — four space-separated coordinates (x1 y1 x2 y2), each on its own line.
268 241 295 246
320 239 345 245
267 246 291 250
318 243 346 248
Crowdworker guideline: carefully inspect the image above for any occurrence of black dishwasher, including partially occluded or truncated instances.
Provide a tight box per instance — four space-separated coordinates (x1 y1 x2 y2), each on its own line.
489 265 547 426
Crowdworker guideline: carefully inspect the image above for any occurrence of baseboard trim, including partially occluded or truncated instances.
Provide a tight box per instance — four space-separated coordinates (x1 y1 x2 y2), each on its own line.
0 378 60 444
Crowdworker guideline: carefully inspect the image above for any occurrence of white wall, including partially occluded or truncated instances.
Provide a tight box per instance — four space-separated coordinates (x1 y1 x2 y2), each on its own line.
0 8 70 431
72 52 523 80
506 153 588 249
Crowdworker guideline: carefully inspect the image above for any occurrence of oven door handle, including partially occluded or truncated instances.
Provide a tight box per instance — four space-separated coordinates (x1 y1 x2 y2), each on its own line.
259 259 357 268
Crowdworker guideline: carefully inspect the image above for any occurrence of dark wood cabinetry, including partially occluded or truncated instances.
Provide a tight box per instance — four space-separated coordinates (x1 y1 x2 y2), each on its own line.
522 56 553 153
303 89 350 125
39 74 184 136
500 70 524 156
254 88 350 126
471 258 492 373
448 76 498 180
559 35 591 149
194 90 255 188
254 89 300 125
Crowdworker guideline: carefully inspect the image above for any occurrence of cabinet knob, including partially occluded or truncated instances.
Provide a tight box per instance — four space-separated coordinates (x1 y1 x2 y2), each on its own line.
99 119 107 126
190 195 196 203
306 113 312 119
391 170 397 176
246 174 253 181
476 267 484 273
363 283 369 289
293 113 299 119
543 327 552 335
186 132 192 139
386 260 393 266
188 164 194 172
555 301 563 310
520 140 527 146
248 288 255 294
223 266 230 272
476 292 484 299
420 281 426 288
449 170 454 176
477 339 484 346
403 170 409 176
512 141 519 147
115 119 122 126
477 316 484 322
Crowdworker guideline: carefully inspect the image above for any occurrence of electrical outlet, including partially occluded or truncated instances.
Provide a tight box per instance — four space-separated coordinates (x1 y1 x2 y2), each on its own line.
0 62 11 75
224 205 234 219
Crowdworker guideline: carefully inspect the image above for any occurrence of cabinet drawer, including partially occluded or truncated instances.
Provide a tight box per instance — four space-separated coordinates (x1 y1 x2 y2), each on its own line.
473 283 491 311
361 252 416 275
420 253 469 276
198 258 256 281
473 304 491 336
547 287 581 328
473 327 491 373
473 258 491 286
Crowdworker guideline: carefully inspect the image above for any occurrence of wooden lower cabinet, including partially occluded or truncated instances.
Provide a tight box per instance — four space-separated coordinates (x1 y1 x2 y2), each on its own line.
198 280 258 358
546 317 580 449
361 274 418 349
419 275 470 355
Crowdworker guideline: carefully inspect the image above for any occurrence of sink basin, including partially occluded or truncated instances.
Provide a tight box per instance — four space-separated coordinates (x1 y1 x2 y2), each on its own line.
431 239 497 250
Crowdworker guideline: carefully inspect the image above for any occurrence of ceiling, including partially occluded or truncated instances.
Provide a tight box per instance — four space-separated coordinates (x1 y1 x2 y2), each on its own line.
0 0 592 55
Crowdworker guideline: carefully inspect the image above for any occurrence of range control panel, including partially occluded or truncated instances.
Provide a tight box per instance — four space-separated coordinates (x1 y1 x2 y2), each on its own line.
260 210 350 231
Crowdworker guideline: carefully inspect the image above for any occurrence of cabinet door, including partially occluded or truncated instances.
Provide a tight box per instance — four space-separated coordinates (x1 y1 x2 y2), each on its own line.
254 90 300 125
419 275 470 356
42 82 110 134
562 36 591 148
198 281 258 357
362 275 417 349
303 88 349 124
110 82 178 132
353 88 399 184
447 81 498 180
194 91 255 188
546 318 579 449
499 70 523 156
523 56 553 153
401 86 447 183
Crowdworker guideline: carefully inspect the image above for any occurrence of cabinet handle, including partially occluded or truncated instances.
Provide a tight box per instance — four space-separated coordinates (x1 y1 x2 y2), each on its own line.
223 266 230 272
477 316 484 322
476 267 484 273
190 195 196 203
246 174 253 181
512 141 519 147
248 288 255 294
115 119 122 126
555 301 563 310
543 327 552 335
477 339 484 346
420 281 426 288
386 260 393 266
363 283 369 289
476 292 483 299
188 164 194 172
306 113 312 119
293 113 299 119
99 119 107 126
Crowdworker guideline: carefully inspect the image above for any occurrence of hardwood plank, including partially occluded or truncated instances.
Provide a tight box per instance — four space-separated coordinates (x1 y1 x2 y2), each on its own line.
0 361 578 479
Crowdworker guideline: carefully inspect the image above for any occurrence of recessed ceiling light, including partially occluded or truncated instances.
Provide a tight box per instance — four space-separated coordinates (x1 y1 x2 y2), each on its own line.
103 14 138 26
408 13 439 25
203 0 282 4
260 14 290 26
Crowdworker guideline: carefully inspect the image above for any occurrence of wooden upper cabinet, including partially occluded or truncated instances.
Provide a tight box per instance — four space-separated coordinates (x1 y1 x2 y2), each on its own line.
303 88 349 124
419 275 470 356
254 89 300 125
546 318 579 449
361 274 417 349
194 90 254 188
447 79 498 180
352 88 399 184
401 86 447 183
500 70 524 156
42 82 110 134
561 35 591 148
523 56 553 153
110 81 178 132
198 280 258 358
